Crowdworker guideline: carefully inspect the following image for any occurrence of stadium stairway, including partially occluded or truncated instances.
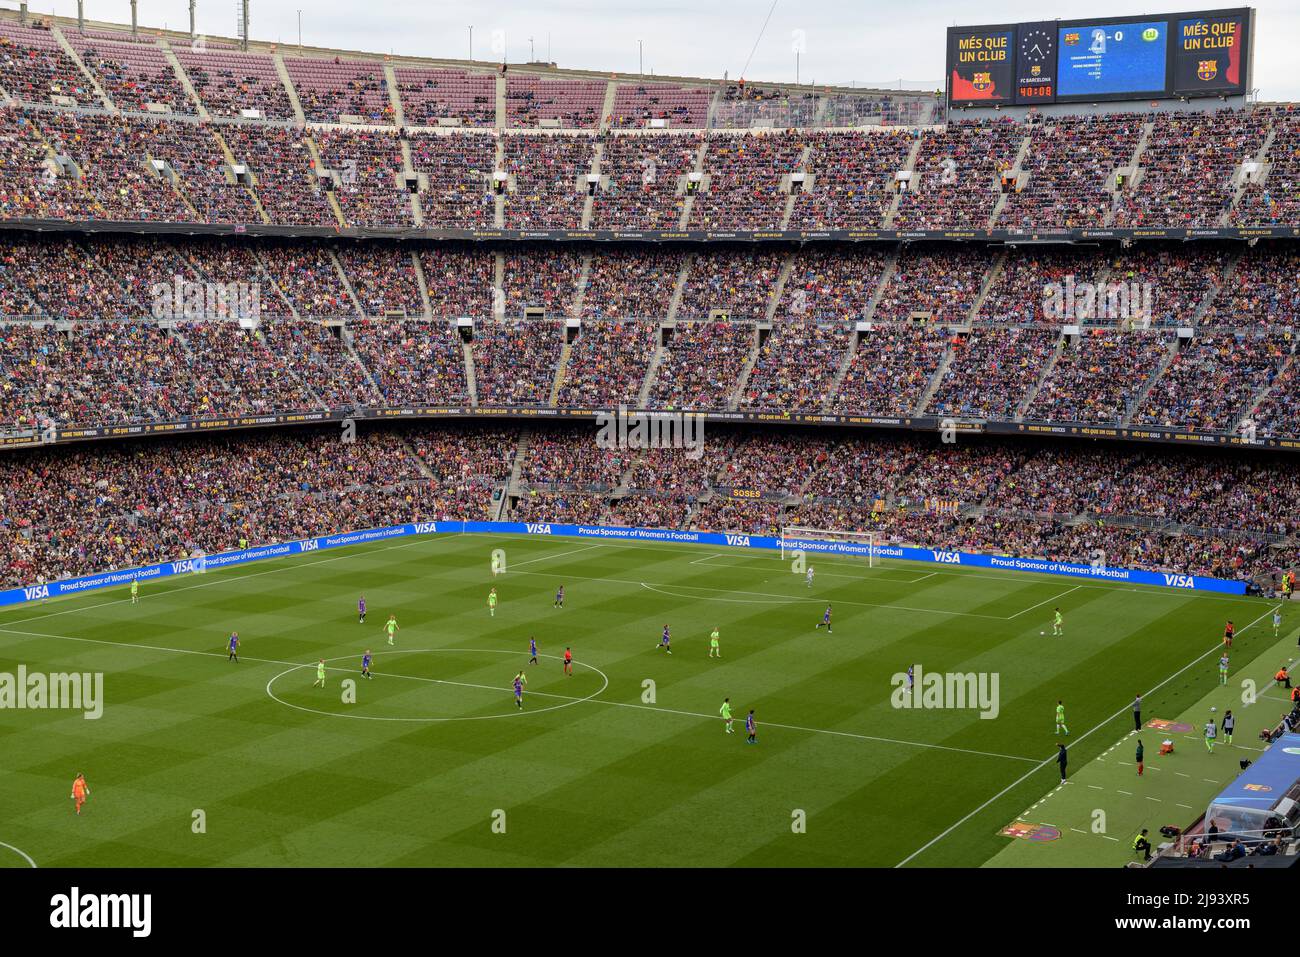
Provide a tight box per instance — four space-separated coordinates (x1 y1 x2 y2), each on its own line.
383 63 405 128
1105 120 1156 227
884 136 925 228
463 338 478 406
410 251 434 318
51 23 115 110
1122 337 1184 428
211 129 272 224
821 328 859 413
599 79 618 133
248 249 304 319
637 331 668 408
548 338 574 406
1015 332 1066 420
570 254 593 317
860 247 900 323
399 137 422 227
580 140 604 229
494 72 506 130
328 249 367 318
914 345 956 416
779 144 814 230
727 324 765 411
338 323 386 401
677 139 710 229
303 135 348 229
1239 346 1297 436
765 251 796 321
493 136 506 227
273 51 307 124
1224 126 1277 225
665 254 693 322
493 253 506 319
967 248 1007 322
162 40 210 119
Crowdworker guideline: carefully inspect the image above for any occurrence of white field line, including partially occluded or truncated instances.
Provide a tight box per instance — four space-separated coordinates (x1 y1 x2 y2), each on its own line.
0 624 1037 765
893 602 1282 868
1007 584 1083 620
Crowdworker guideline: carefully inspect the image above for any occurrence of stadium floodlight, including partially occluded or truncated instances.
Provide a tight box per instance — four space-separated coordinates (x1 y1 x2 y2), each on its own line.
780 526 877 568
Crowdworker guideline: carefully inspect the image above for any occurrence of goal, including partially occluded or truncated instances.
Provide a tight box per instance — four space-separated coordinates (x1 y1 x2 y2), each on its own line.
779 526 878 567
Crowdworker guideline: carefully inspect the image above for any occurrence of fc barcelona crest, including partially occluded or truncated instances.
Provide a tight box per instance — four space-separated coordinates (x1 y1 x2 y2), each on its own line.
972 72 992 92
1198 59 1217 82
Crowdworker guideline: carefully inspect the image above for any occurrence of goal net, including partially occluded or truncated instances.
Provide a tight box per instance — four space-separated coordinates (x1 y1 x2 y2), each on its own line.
779 526 878 567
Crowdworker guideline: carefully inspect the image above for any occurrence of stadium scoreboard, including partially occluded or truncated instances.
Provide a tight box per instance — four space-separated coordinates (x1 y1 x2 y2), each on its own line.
947 8 1252 106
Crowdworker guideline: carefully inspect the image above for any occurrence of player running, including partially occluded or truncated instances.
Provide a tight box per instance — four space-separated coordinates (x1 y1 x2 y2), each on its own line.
563 646 573 676
805 566 815 588
358 594 366 624
1052 607 1063 637
906 665 915 698
130 577 139 604
1223 619 1235 648
488 588 498 618
708 626 721 659
227 631 240 663
313 659 327 688
656 625 672 655
553 585 565 609
385 614 399 646
815 604 832 634
362 649 373 680
513 672 525 710
70 773 90 816
745 710 757 745
1054 700 1069 736
720 697 734 734
1218 653 1230 686
1204 718 1217 752
1274 609 1283 639
529 636 538 665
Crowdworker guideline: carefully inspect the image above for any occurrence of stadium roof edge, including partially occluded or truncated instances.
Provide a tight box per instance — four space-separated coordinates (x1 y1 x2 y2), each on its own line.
0 8 939 101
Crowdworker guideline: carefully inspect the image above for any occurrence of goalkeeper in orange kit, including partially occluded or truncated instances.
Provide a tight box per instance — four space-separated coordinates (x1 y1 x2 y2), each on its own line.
71 772 90 815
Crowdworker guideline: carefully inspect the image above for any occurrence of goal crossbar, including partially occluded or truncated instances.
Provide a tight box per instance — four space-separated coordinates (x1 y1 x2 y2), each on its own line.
779 526 877 566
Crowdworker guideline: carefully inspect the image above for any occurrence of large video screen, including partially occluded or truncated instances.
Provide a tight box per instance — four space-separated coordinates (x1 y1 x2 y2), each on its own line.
1058 20 1168 97
946 8 1252 106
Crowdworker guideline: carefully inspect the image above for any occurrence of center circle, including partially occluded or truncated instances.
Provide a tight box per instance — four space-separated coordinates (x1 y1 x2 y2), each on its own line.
265 647 609 723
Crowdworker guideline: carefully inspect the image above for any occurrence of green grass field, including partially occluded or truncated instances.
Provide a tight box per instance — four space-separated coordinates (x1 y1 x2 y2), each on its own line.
0 531 1290 868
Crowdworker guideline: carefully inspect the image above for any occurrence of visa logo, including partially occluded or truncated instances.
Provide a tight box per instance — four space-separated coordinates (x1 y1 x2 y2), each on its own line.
724 534 751 547
414 522 438 534
525 524 553 534
1163 574 1195 588
24 585 49 600
170 561 197 574
301 540 320 551
932 551 961 564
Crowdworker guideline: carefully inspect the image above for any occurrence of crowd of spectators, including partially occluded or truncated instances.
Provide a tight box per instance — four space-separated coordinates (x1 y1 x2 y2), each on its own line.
675 248 783 320
1025 329 1171 424
740 322 852 412
789 130 913 229
555 319 657 408
590 132 698 229
470 320 564 406
581 248 685 319
648 320 754 410
925 328 1057 419
502 133 594 229
832 324 949 416
408 131 496 229
313 128 411 228
348 319 470 406
894 119 1023 230
689 132 805 229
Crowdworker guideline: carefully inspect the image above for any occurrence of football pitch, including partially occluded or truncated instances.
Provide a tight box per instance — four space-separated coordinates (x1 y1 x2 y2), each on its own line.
0 531 1288 868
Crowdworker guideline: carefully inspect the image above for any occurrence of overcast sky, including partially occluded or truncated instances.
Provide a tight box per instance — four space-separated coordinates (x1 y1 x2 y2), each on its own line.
17 0 1300 99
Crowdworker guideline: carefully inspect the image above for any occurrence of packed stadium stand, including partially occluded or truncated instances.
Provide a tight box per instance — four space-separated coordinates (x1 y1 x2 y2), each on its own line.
0 7 1295 603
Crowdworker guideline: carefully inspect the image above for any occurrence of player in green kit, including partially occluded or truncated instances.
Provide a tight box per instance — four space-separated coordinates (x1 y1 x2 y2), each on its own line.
313 659 326 688
719 697 734 734
488 588 498 618
708 626 721 659
1052 607 1063 636
1055 700 1069 736
130 577 139 604
385 614 399 646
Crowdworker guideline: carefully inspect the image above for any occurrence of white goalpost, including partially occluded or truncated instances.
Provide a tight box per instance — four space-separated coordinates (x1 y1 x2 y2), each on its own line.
779 526 878 567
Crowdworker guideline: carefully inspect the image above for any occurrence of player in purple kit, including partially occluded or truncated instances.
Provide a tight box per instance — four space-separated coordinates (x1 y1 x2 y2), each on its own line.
553 585 565 609
361 649 373 679
226 631 239 662
513 672 525 709
529 636 538 665
815 604 833 634
358 595 367 624
656 624 672 655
